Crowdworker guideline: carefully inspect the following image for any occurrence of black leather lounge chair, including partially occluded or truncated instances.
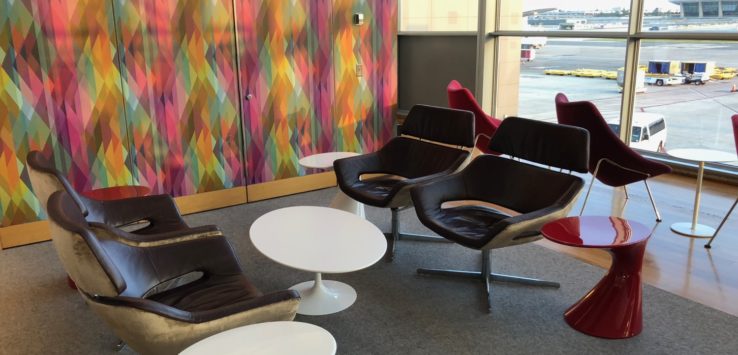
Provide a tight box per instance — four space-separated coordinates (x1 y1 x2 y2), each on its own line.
334 104 475 259
411 117 590 312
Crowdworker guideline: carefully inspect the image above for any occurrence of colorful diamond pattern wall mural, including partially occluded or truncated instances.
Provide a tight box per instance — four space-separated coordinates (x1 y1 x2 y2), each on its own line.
238 0 397 184
114 0 244 196
0 0 396 228
237 0 315 183
0 0 131 226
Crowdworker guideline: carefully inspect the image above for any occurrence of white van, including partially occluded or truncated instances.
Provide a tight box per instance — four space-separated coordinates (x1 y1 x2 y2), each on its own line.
607 113 667 152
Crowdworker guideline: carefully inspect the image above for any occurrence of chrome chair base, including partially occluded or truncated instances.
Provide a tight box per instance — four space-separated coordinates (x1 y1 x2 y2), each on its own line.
384 208 450 261
417 250 560 313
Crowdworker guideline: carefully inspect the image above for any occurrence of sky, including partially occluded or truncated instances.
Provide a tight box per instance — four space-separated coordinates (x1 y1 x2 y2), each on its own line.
523 0 680 12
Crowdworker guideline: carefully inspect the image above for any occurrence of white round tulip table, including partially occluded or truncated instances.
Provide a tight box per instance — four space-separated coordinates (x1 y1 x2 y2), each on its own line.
299 152 365 218
250 206 386 315
180 321 336 355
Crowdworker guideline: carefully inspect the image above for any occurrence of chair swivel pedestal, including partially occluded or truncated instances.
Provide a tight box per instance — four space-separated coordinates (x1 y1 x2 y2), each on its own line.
384 206 450 260
417 249 560 312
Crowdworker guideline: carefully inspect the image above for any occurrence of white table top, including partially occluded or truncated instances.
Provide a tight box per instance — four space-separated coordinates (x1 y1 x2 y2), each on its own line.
250 206 386 273
667 148 737 163
299 152 360 169
180 321 336 355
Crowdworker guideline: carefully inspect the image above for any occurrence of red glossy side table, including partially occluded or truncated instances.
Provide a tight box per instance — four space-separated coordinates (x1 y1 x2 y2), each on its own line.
81 185 151 200
63 185 151 289
540 216 652 339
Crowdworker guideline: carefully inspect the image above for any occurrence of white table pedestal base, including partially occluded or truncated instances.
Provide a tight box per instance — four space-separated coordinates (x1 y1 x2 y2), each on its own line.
290 273 357 315
330 190 365 218
670 222 715 238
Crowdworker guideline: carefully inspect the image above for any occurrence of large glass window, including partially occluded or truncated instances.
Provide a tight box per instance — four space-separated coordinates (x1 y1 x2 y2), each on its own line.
399 0 478 32
682 3 700 17
644 0 738 31
634 40 738 160
517 38 626 123
724 1 738 16
502 1 631 32
703 2 720 17
398 1 738 171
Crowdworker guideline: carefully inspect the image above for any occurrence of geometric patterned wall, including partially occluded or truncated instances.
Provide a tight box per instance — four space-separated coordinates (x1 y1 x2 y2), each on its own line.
114 0 244 196
238 0 397 184
0 0 131 225
0 0 396 227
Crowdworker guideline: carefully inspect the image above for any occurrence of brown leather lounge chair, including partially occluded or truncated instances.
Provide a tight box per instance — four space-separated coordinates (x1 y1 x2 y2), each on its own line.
411 117 589 312
26 151 220 245
46 190 300 355
333 104 475 260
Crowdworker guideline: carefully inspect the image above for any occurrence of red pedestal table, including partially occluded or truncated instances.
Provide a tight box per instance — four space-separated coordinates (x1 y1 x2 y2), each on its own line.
540 216 652 339
81 185 151 200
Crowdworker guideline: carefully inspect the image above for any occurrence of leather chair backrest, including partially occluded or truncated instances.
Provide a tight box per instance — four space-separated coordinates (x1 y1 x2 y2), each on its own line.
488 116 590 173
554 93 631 173
26 151 89 216
47 191 234 299
447 80 499 134
400 104 475 148
46 191 125 296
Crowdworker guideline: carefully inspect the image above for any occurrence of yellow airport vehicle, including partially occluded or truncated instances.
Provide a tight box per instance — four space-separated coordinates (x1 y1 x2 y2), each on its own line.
572 69 604 78
601 71 617 80
711 72 736 80
544 69 571 76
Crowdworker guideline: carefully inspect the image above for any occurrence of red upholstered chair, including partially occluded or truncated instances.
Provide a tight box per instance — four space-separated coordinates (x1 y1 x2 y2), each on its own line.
555 93 672 221
705 114 738 248
447 80 502 153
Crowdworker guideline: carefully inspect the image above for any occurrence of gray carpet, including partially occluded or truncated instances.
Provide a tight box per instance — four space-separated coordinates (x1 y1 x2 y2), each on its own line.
1 187 737 354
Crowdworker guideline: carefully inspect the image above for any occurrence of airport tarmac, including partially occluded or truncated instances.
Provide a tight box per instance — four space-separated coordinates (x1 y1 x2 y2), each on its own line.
519 38 738 156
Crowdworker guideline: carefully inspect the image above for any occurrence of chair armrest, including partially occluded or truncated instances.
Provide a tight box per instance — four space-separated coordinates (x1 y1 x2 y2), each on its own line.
482 182 583 249
598 151 672 178
91 230 244 282
395 150 470 195
334 152 384 188
411 173 469 213
88 194 187 228
597 157 651 178
90 222 222 246
145 234 244 278
92 290 300 324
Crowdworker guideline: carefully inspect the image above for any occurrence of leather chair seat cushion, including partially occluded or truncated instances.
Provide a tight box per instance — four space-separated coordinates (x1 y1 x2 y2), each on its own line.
432 205 511 249
346 175 406 206
148 274 262 313
336 138 470 208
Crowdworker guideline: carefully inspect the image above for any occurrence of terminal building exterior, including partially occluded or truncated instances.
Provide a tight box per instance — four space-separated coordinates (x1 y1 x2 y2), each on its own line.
669 0 738 17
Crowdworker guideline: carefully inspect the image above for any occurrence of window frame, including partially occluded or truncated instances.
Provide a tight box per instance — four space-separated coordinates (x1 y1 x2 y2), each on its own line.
475 0 738 181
